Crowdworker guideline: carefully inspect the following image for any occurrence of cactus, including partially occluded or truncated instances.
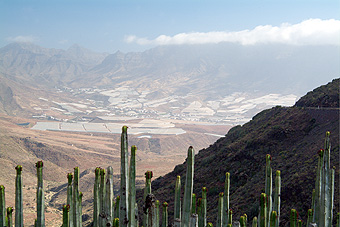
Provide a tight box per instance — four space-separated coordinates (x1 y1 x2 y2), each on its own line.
162 202 168 227
290 209 297 227
156 200 160 227
7 207 13 227
115 196 121 220
182 146 195 227
0 185 5 227
174 175 181 221
228 209 232 225
143 171 153 227
15 165 23 227
270 211 276 227
306 209 313 227
240 216 246 227
208 222 213 227
99 168 106 227
192 193 197 214
93 168 100 227
73 167 81 227
265 155 272 227
273 170 280 227
191 214 199 227
217 192 224 227
337 212 340 227
120 125 130 227
36 161 45 227
252 217 257 227
114 218 120 227
63 204 70 227
260 193 267 227
297 220 302 227
199 187 208 227
67 173 73 227
106 166 115 226
145 194 157 227
128 146 137 227
313 149 323 223
223 172 230 227
78 192 83 227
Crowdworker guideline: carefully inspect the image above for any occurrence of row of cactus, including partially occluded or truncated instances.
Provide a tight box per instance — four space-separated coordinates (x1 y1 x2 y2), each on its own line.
0 128 338 227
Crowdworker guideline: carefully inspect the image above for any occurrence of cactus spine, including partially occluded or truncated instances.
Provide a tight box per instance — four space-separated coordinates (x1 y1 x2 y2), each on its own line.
162 202 168 227
0 185 5 227
217 192 224 227
223 172 230 227
129 146 137 227
120 125 129 227
36 161 45 227
93 168 100 227
7 207 13 227
15 165 23 227
174 175 181 221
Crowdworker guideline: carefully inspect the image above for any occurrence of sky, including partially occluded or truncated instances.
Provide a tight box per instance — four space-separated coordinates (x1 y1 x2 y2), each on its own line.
1 0 340 53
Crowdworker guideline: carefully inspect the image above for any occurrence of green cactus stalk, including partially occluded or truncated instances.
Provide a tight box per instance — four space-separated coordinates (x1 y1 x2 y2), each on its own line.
15 165 23 227
337 212 340 227
182 146 195 227
99 168 106 227
310 189 315 218
143 171 153 227
66 173 73 227
290 209 297 227
196 198 202 227
114 218 120 227
120 125 130 227
223 172 230 227
190 214 198 227
217 192 224 227
73 167 81 227
208 223 213 227
330 166 335 225
78 191 83 227
106 166 114 226
252 217 257 227
93 168 100 227
192 193 197 214
228 209 232 225
162 202 168 227
7 207 13 227
319 131 333 227
115 196 120 220
63 204 70 227
36 161 45 227
273 170 280 227
240 216 247 227
0 185 5 227
270 211 277 227
199 187 207 227
306 209 313 227
174 175 181 221
265 155 272 227
156 200 160 227
298 220 302 227
260 193 267 227
128 146 137 227
313 149 323 224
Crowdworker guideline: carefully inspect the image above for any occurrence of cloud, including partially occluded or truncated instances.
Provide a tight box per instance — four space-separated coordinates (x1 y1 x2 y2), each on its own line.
6 35 39 43
125 19 340 46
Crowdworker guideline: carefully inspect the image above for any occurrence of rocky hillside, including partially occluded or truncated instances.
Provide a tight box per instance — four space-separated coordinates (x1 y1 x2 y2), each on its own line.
140 79 339 226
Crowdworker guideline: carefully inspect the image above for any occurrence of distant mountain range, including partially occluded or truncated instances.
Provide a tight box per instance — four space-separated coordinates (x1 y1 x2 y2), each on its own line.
0 42 339 123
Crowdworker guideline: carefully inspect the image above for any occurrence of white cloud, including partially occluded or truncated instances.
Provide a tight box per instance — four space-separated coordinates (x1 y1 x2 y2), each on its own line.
6 35 39 43
125 19 340 46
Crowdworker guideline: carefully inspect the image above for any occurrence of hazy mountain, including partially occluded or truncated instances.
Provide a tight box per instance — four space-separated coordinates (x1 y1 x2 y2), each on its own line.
139 79 339 226
1 43 338 97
